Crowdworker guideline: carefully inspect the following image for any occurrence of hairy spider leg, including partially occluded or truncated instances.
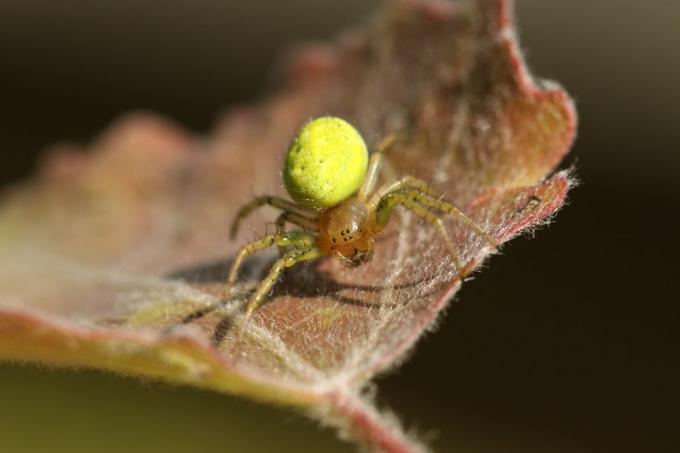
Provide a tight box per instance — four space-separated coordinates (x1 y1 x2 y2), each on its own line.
179 227 316 328
224 231 316 294
243 247 323 322
374 192 462 270
369 175 435 203
402 189 498 248
274 214 287 257
358 133 401 200
274 212 318 256
230 196 317 239
274 211 319 232
224 230 325 323
369 178 498 249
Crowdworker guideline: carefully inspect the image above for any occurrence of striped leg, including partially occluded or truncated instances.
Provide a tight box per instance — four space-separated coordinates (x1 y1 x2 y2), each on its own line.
224 231 316 297
230 196 317 238
243 247 323 322
370 177 497 248
375 193 462 269
274 211 318 256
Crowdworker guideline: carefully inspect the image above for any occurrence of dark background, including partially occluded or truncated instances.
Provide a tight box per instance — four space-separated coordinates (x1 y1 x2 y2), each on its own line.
1 1 678 452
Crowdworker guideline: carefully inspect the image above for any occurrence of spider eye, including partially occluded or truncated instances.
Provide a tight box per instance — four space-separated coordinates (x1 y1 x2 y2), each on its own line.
283 117 368 210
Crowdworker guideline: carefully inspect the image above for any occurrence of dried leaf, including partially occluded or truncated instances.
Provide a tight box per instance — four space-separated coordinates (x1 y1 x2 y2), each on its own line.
0 1 575 451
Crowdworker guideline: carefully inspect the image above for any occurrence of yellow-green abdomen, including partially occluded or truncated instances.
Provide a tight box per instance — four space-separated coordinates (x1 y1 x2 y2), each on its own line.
283 116 368 210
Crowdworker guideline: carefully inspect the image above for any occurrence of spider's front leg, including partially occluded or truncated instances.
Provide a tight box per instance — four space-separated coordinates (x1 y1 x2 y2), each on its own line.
370 177 498 248
223 231 323 321
274 211 317 256
225 231 315 290
374 192 463 270
229 195 317 238
401 189 498 248
243 246 323 322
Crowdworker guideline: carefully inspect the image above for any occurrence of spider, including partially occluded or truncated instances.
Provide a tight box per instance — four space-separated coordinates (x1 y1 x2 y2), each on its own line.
226 116 497 321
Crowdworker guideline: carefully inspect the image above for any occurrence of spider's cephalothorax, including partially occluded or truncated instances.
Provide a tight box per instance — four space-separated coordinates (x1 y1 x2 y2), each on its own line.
226 116 498 321
318 198 377 267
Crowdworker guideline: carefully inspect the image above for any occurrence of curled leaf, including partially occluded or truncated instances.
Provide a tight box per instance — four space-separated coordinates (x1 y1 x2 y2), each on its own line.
0 0 575 451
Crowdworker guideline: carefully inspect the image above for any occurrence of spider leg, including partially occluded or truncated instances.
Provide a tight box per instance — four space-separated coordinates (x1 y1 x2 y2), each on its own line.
230 196 317 239
400 189 498 248
274 211 319 232
243 246 323 323
358 133 401 200
223 231 316 297
368 175 434 208
375 193 462 270
274 211 318 256
274 213 288 257
370 177 498 248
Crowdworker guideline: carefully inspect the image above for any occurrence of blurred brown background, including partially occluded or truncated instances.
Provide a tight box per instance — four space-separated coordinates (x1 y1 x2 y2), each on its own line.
1 1 678 452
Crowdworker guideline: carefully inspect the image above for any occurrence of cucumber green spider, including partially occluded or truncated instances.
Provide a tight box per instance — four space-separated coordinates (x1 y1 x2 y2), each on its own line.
226 116 497 321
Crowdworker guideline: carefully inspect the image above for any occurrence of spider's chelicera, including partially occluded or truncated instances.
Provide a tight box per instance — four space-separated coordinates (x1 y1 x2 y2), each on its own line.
226 116 497 321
